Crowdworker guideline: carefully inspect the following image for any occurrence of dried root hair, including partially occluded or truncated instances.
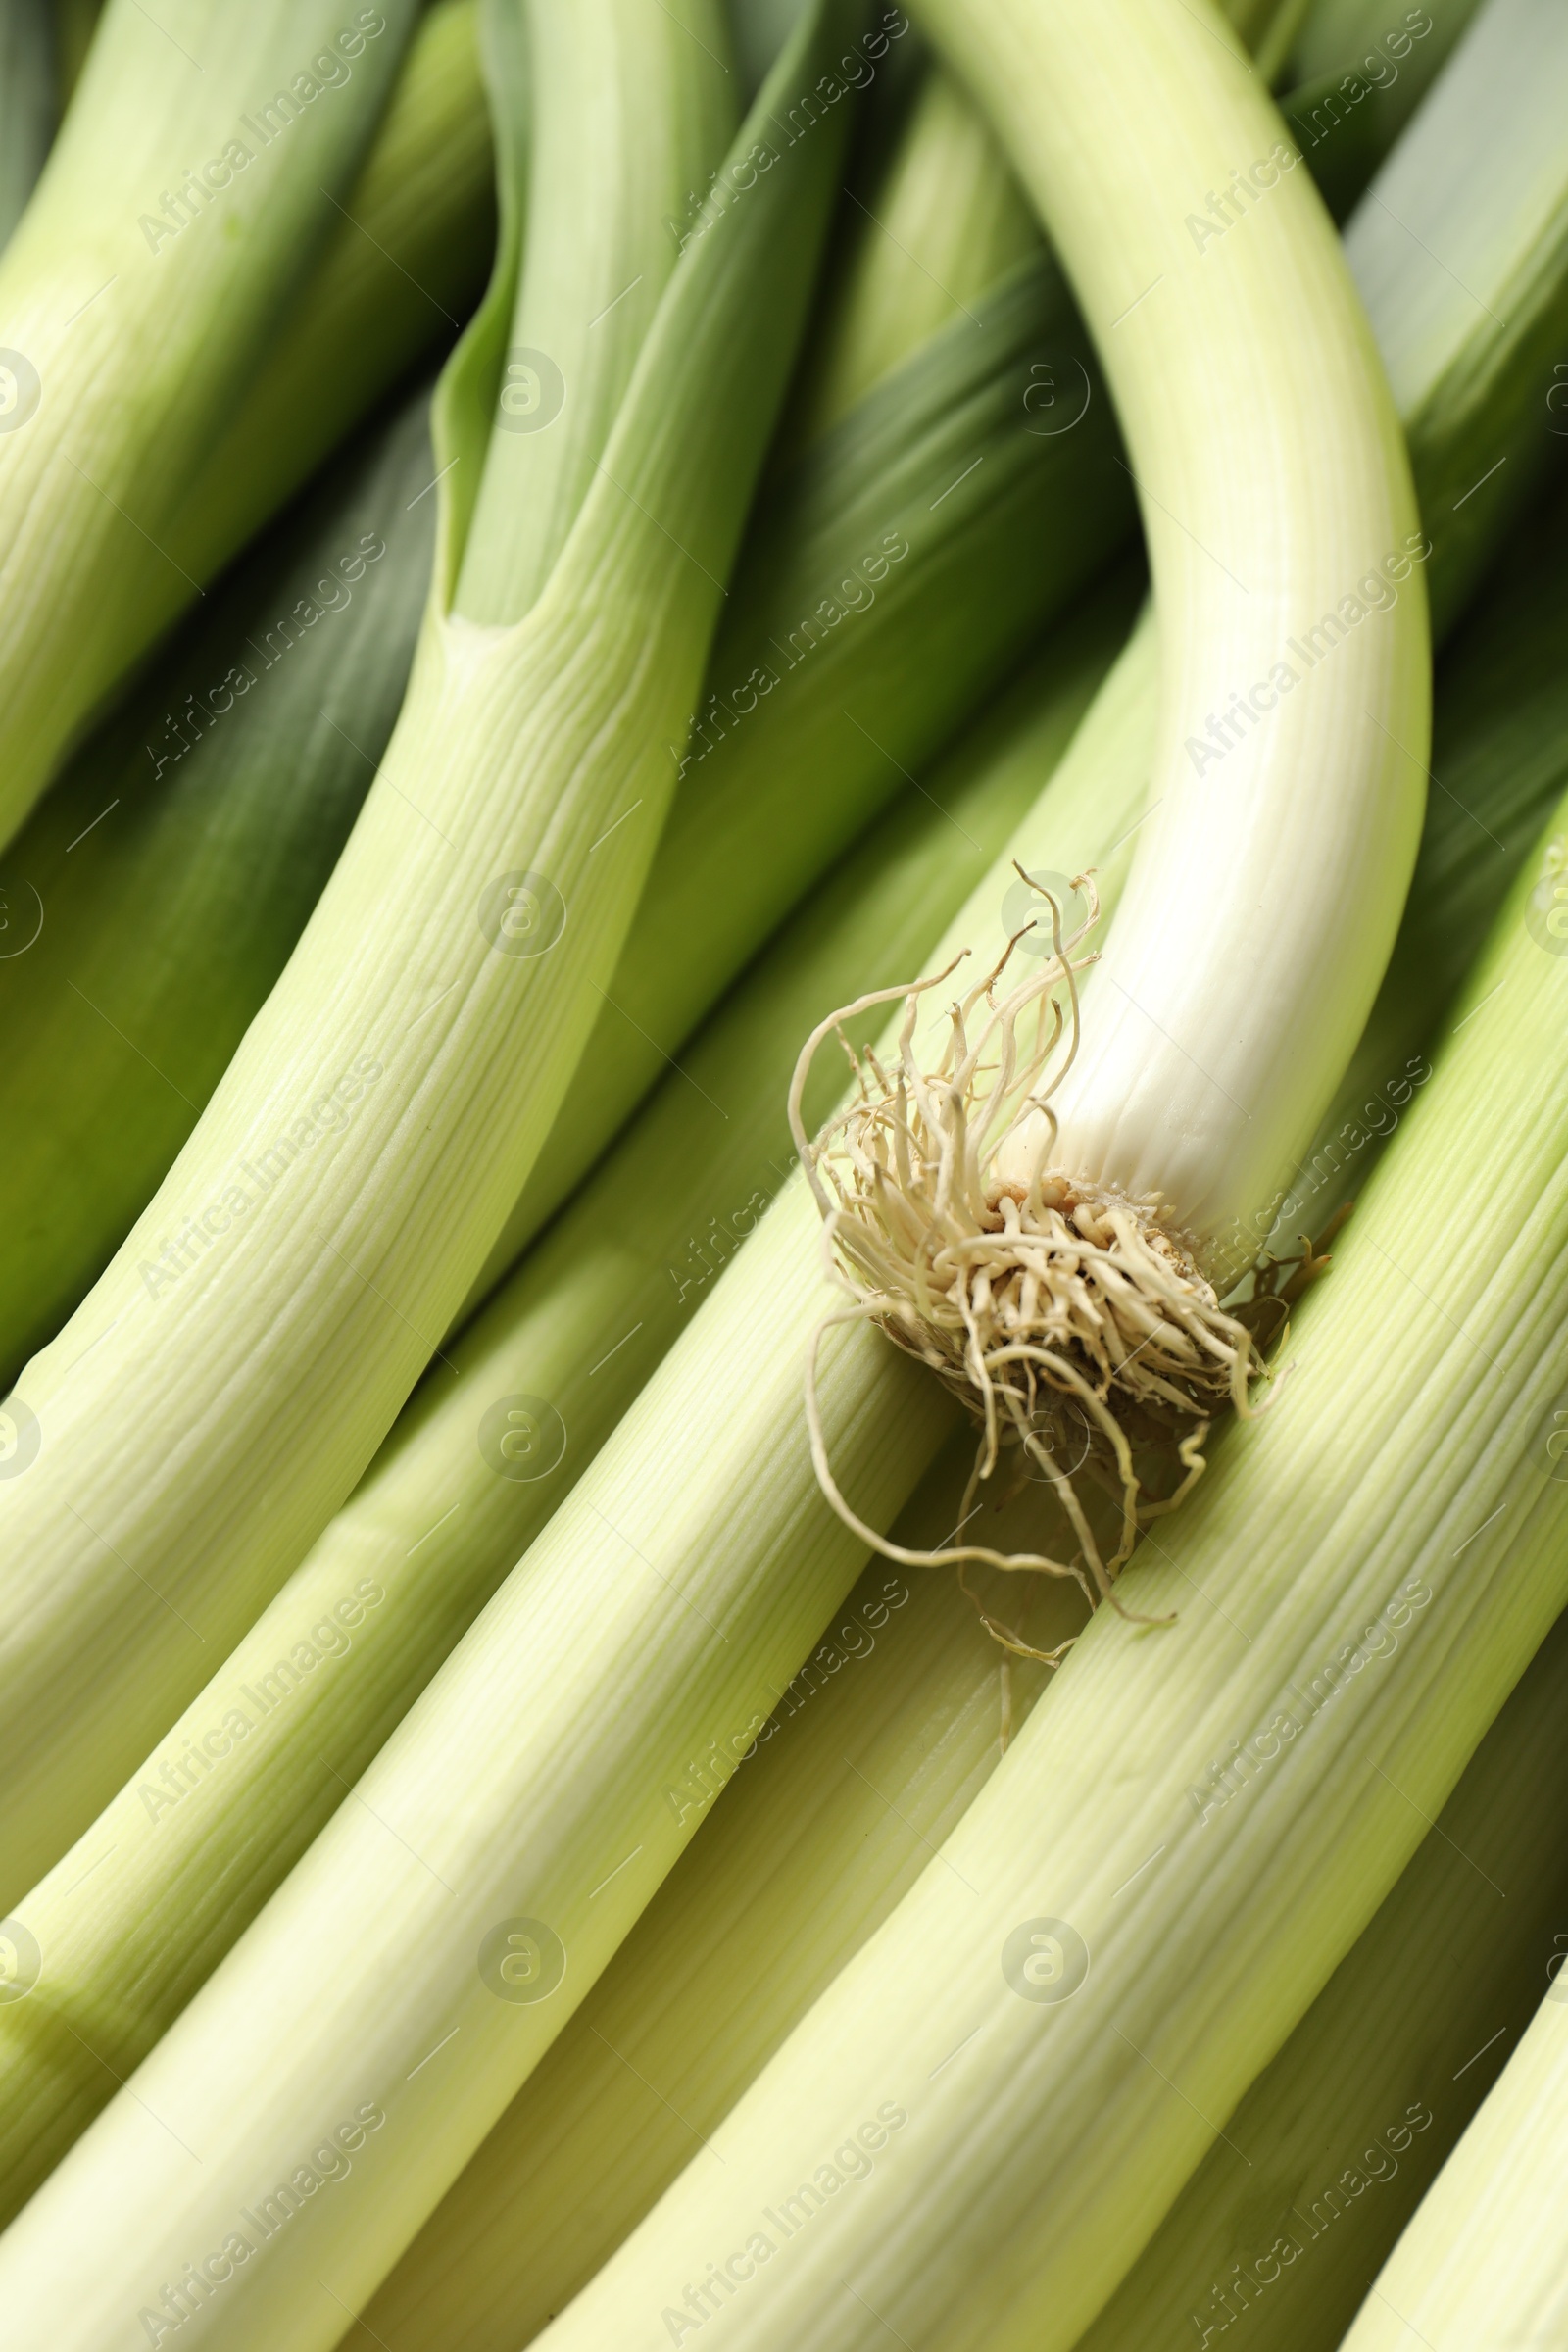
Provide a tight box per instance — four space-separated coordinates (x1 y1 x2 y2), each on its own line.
790 872 1283 1650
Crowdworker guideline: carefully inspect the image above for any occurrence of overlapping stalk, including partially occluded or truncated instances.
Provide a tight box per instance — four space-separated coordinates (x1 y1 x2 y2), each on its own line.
525 791 1568 2352
802 60 1039 433
1337 1956 1568 2349
1344 0 1568 632
0 559 1157 2352
0 570 1136 2228
0 386 437 1386
1281 0 1484 219
0 0 422 850
0 0 841 1907
1079 1619 1568 2352
467 170 1132 1295
352 478 1568 2352
163 0 494 588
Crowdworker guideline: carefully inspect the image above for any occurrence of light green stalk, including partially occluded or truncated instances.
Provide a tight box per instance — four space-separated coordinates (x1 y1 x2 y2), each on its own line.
461 230 1133 1301
523 801 1568 2352
1345 0 1568 632
0 563 1154 2352
0 568 1135 2230
1078 1608 1568 2352
361 483 1568 2351
165 0 495 590
0 0 421 851
0 0 844 1908
358 1445 1067 2352
1273 469 1568 1248
0 385 438 1389
803 61 1039 434
1337 1960 1568 2349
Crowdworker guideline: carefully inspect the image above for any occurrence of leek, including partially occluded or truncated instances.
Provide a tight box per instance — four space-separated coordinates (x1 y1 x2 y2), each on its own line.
0 0 1456 2323
1078 1610 1568 2352
522 796 1568 2352
162 0 495 594
794 0 1424 1592
802 60 1039 434
355 468 1568 2352
1336 1937 1568 2349
0 0 845 1903
0 0 422 850
0 573 1135 2229
1281 0 1484 220
1345 0 1568 633
0 384 437 1386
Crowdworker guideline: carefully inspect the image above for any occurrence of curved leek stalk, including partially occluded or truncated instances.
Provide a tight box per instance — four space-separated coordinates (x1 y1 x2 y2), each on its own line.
362 503 1568 2352
790 0 1424 1601
0 385 438 1387
1337 1975 1568 2350
1080 1624 1568 2352
0 568 1135 2230
0 0 836 1908
524 793 1568 2352
0 0 421 851
1344 0 1568 636
165 0 495 589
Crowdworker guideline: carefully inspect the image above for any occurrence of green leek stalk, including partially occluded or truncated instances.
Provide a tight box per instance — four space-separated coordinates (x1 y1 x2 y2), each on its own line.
465 155 1133 1300
162 0 494 593
0 386 437 1388
1281 0 1484 220
355 470 1568 2352
0 0 1437 2321
1345 0 1568 634
0 599 1157 2352
0 0 51 244
1336 1941 1568 2348
363 1560 1568 2352
359 1442 1070 2352
1077 1610 1568 2352
521 793 1568 2352
0 0 422 850
1273 469 1568 1248
0 578 1133 2231
0 0 844 1906
801 60 1039 434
